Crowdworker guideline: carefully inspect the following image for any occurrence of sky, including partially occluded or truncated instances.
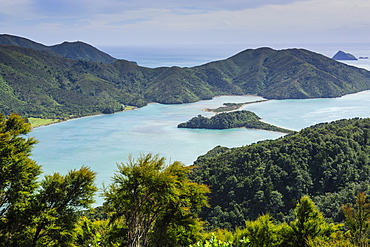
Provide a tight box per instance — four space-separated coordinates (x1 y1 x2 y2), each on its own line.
1 0 370 48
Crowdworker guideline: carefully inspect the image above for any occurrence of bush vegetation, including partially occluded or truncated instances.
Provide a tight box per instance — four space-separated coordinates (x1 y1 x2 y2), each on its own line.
3 113 370 246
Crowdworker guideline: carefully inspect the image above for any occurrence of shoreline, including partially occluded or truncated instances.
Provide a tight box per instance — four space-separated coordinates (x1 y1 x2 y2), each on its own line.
30 106 138 128
203 99 270 114
30 94 265 128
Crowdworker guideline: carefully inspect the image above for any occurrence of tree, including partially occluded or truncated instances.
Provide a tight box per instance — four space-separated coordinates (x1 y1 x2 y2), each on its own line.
0 113 41 244
103 153 210 247
28 167 97 246
342 192 370 247
234 214 286 247
288 196 340 247
74 216 112 247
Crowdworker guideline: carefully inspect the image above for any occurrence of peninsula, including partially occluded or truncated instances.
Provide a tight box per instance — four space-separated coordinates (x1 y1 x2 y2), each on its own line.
204 99 270 113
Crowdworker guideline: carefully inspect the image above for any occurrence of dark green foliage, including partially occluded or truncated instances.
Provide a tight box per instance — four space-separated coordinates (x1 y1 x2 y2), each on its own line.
0 113 98 246
190 118 370 229
2 38 370 120
0 113 41 243
26 167 97 246
178 110 294 133
103 154 210 247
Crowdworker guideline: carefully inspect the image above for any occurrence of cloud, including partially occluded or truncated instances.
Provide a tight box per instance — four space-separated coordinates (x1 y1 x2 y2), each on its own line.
1 0 370 46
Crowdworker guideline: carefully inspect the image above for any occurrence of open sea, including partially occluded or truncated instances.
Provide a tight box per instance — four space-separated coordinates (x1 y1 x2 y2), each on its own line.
30 43 370 204
98 42 370 69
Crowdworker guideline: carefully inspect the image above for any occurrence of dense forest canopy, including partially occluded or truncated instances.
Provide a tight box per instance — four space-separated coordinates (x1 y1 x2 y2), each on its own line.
2 113 370 246
190 117 370 229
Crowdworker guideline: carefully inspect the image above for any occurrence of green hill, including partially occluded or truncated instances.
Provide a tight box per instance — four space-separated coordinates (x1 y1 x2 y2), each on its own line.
0 34 116 63
197 47 370 99
1 36 370 120
0 34 50 51
49 41 117 63
190 118 370 229
178 110 294 133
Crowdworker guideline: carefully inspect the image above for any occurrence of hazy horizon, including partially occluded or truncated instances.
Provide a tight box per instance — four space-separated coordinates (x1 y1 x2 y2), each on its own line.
1 0 370 48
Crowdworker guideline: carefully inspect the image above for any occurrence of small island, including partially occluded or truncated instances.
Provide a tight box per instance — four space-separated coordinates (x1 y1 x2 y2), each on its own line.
178 110 294 133
204 99 270 113
332 50 357 60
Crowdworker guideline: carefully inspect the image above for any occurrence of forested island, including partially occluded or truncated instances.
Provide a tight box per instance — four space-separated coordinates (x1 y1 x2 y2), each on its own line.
2 34 370 124
178 110 294 133
190 117 370 230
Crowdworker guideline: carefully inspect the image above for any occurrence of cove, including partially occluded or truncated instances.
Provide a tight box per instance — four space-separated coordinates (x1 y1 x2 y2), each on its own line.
31 91 370 192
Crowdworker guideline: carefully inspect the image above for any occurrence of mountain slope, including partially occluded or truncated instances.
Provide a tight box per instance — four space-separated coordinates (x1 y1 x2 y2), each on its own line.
190 118 370 229
1 40 370 119
0 45 127 118
49 41 117 63
0 34 116 63
196 47 370 99
0 34 49 50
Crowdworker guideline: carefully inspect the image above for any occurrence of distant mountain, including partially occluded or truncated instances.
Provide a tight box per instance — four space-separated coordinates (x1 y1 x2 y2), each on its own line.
0 34 49 50
195 47 370 99
0 34 117 63
332 50 357 60
49 41 117 63
1 39 370 120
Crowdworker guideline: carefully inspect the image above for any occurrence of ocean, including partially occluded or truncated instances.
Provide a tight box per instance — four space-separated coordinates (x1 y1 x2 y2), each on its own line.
98 42 370 69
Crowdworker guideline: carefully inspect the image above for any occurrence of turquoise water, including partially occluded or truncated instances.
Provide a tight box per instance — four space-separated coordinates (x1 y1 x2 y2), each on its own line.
31 95 284 184
31 91 370 192
30 45 370 204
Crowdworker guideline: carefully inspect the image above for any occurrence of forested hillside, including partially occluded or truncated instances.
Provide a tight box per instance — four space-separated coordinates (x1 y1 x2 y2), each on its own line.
0 34 117 63
1 35 370 120
190 117 370 229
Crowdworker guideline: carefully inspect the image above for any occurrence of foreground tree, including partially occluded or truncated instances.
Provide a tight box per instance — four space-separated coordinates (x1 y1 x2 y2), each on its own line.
103 153 210 247
28 167 97 246
233 214 288 247
288 196 341 247
0 113 41 243
342 192 370 247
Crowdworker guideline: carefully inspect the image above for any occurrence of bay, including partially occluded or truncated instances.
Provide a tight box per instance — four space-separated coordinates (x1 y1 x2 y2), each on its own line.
30 44 370 204
31 91 370 194
31 95 284 186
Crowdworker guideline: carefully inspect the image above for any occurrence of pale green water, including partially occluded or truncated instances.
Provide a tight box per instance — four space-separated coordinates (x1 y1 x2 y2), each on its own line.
31 95 283 184
30 45 370 204
31 91 370 192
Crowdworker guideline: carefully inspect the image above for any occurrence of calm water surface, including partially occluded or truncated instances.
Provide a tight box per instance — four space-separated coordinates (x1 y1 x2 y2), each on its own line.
31 95 283 184
31 45 370 201
32 91 370 191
